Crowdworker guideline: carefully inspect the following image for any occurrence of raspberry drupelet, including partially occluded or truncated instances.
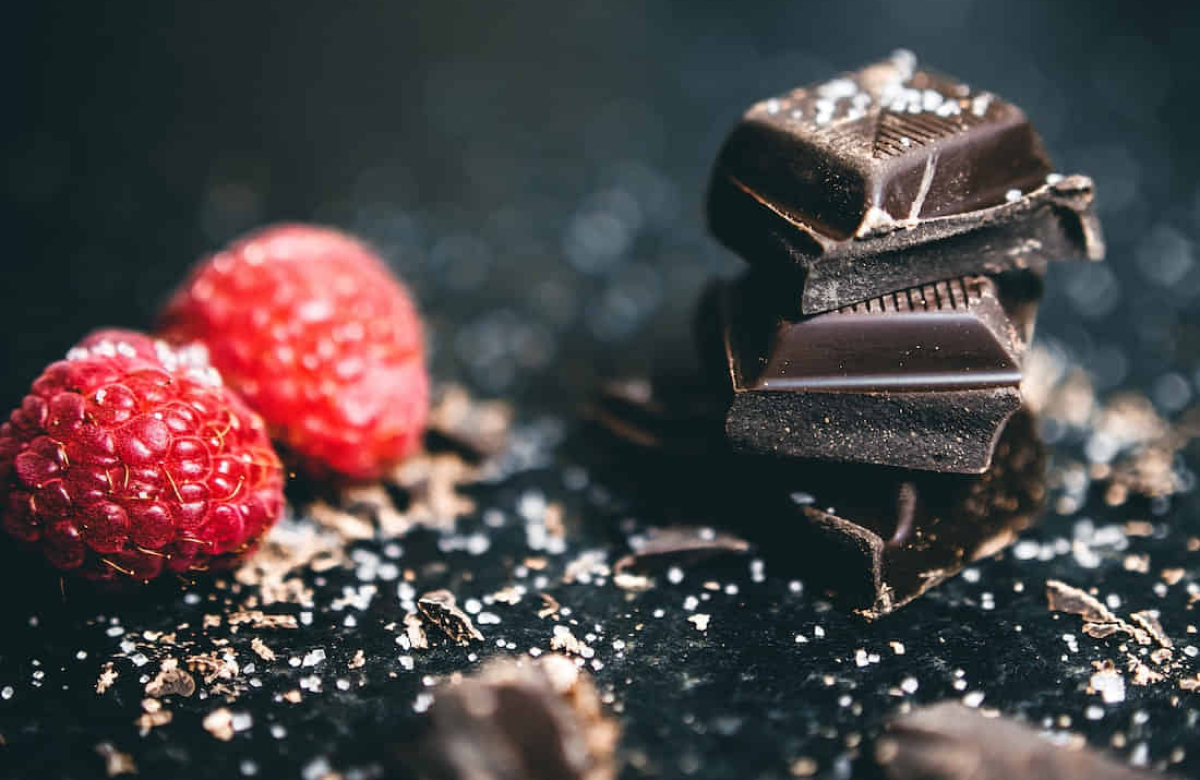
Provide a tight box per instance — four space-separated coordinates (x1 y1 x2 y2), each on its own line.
0 329 286 586
158 224 429 481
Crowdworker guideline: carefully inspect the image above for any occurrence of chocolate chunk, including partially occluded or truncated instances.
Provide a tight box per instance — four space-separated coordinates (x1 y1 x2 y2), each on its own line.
872 702 1169 780
417 655 620 780
585 378 1046 618
779 409 1046 619
711 273 1036 473
417 590 484 645
707 50 1103 313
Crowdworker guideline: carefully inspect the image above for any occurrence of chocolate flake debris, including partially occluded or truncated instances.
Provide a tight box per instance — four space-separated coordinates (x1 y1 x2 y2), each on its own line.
227 610 299 630
614 526 751 575
135 698 173 735
144 659 196 698
250 638 276 662
537 594 561 619
187 651 240 685
96 663 118 695
1130 611 1173 649
404 612 430 650
418 590 484 645
425 382 514 460
1126 655 1166 686
418 654 619 780
202 707 235 741
551 625 594 658
1046 580 1151 645
95 742 137 777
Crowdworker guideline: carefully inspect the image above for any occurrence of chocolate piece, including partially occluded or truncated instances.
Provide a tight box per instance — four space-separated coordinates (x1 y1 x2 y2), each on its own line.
707 50 1103 313
585 378 1046 619
417 590 484 645
417 655 620 780
713 273 1035 473
871 702 1169 780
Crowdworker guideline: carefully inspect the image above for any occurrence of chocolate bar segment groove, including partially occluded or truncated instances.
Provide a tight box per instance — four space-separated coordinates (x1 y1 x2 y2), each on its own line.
712 273 1035 473
707 50 1103 313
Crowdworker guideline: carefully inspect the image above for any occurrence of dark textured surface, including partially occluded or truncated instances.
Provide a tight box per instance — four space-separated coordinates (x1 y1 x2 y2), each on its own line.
4 1 1200 779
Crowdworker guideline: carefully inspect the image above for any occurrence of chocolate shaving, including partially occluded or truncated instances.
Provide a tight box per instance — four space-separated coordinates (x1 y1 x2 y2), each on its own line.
95 742 137 777
249 638 276 662
418 590 484 645
144 660 196 698
1046 580 1152 645
614 526 751 575
135 698 173 735
404 612 430 650
1130 611 1173 649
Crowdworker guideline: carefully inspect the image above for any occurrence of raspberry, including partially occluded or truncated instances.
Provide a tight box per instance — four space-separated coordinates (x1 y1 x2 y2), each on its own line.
0 329 286 585
158 224 428 480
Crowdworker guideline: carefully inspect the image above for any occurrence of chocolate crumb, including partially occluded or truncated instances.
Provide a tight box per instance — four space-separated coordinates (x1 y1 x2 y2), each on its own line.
550 625 594 658
202 708 235 742
418 590 484 645
96 662 118 695
144 660 196 698
95 742 137 777
405 612 430 650
135 698 173 735
249 638 276 662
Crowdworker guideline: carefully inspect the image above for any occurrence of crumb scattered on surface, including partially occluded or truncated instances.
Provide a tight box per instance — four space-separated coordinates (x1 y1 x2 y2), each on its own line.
418 590 485 645
405 612 430 650
144 659 196 698
551 625 594 658
96 663 118 695
250 638 276 662
95 742 137 777
202 708 235 741
135 698 173 735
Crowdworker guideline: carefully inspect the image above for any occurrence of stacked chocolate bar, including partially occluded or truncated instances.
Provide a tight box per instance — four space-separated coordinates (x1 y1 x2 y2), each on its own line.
704 50 1103 475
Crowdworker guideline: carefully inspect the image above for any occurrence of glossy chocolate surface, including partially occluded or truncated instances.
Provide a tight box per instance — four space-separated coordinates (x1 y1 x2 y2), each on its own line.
707 51 1104 313
732 276 1022 393
708 273 1037 473
712 50 1052 240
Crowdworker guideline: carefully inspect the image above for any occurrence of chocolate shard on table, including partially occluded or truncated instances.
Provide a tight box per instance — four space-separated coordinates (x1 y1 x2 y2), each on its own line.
415 655 620 780
711 272 1037 473
869 702 1172 780
707 50 1104 314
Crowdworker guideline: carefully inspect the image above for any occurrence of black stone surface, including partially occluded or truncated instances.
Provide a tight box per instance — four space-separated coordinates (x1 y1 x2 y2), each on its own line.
4 2 1200 779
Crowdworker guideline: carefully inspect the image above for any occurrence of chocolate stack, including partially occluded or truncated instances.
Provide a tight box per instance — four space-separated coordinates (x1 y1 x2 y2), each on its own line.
704 50 1104 475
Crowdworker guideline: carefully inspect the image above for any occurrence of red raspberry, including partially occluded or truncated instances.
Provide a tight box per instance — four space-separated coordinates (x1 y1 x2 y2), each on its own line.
158 224 429 480
0 329 286 586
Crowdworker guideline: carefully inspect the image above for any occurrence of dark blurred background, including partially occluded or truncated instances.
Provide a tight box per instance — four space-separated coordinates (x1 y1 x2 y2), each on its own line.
4 0 1200 412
